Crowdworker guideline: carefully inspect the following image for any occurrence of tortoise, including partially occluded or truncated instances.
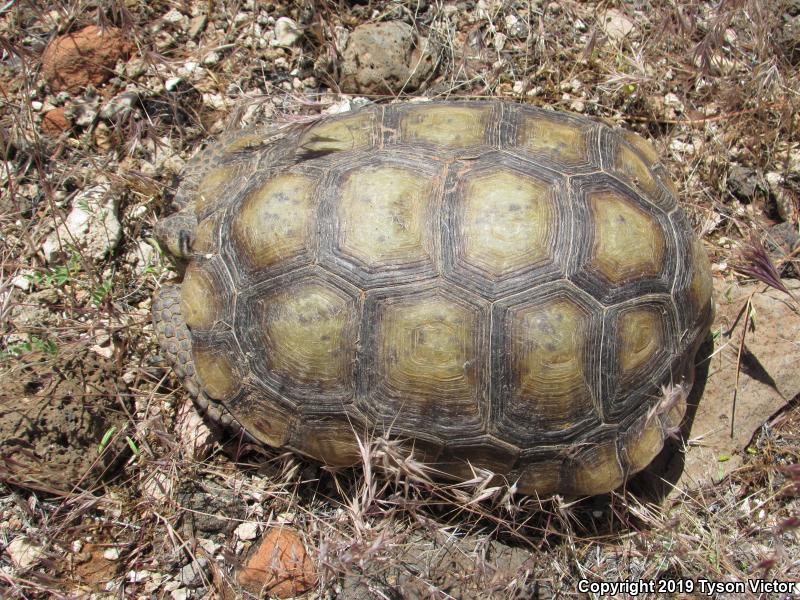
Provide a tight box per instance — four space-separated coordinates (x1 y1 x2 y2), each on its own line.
153 101 713 497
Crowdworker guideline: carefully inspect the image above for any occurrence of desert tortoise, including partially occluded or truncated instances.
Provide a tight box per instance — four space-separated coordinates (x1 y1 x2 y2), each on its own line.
153 101 713 497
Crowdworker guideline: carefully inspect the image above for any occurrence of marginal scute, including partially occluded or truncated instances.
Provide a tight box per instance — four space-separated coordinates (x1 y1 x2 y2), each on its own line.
221 131 267 154
336 165 433 269
438 437 518 482
196 166 239 214
399 104 490 147
299 111 374 154
516 458 562 497
372 290 484 429
259 280 357 396
458 169 555 277
623 413 664 473
231 173 316 271
193 346 238 401
294 420 361 467
621 130 660 166
613 141 661 198
180 263 220 330
617 306 663 376
588 190 666 284
193 213 218 254
234 390 294 447
517 116 589 166
689 238 713 316
563 439 624 496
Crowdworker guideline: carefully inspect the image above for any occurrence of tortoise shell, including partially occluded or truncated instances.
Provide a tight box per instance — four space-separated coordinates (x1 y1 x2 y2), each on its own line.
153 101 713 497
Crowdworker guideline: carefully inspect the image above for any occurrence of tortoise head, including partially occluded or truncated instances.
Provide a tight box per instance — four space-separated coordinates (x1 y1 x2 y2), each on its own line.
155 211 198 263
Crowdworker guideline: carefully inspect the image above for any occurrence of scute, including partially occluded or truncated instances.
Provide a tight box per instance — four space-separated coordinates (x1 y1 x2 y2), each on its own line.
254 278 359 401
231 172 317 272
299 110 377 155
362 286 487 439
516 112 593 168
588 189 666 285
334 165 434 270
398 104 491 147
157 100 715 498
459 168 555 278
492 283 602 444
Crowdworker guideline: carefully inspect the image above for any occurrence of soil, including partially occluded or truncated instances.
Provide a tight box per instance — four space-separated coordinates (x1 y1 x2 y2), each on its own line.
0 347 129 494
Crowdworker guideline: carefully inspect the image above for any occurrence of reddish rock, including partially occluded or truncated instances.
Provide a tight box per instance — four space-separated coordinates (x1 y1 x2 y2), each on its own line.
41 26 132 93
41 107 69 136
237 527 317 598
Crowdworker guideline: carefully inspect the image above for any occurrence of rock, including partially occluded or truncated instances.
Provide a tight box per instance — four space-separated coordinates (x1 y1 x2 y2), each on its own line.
504 14 529 39
765 222 800 278
66 96 100 128
271 17 303 47
188 14 208 40
41 26 133 93
41 107 69 136
5 538 43 570
99 91 140 123
726 165 763 203
340 22 437 95
42 184 121 263
179 482 246 539
601 9 635 43
237 527 317 598
179 558 210 588
235 521 259 541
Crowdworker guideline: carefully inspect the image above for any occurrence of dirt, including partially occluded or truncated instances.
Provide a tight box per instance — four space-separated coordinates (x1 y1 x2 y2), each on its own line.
0 346 129 494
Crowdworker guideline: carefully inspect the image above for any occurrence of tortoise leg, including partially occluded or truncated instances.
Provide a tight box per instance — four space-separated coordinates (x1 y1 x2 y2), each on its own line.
152 284 238 431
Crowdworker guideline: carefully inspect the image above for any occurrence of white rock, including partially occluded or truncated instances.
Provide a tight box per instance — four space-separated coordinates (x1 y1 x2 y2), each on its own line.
5 538 43 570
504 14 528 38
202 51 220 66
42 184 121 263
162 9 185 24
766 171 783 189
671 140 696 153
493 31 507 52
602 9 635 43
663 93 684 112
197 538 221 556
31 101 43 111
271 17 302 47
179 558 209 588
11 272 32 291
235 521 259 541
512 81 524 94
128 570 150 583
104 547 121 561
569 99 585 113
165 77 182 92
325 99 354 115
170 588 189 600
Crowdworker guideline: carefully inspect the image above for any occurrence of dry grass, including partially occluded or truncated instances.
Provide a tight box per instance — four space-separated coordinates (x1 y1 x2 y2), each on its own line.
1 0 798 597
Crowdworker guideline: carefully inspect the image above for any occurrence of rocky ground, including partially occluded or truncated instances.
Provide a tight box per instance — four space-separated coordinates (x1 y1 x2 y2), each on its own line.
0 0 799 598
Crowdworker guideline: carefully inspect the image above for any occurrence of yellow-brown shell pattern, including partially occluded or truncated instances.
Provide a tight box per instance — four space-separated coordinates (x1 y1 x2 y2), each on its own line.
174 101 714 496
